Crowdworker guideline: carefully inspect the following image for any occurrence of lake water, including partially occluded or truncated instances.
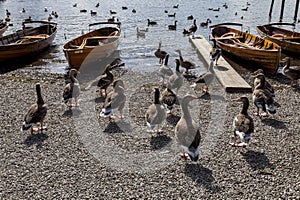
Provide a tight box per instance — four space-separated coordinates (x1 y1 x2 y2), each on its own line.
0 0 299 75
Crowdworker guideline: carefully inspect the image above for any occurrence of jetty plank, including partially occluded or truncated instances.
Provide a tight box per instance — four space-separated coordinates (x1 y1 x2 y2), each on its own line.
189 35 252 92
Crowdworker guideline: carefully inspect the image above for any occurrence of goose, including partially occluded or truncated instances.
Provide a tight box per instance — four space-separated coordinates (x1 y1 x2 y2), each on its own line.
154 41 168 64
173 4 179 9
100 79 126 121
175 49 197 75
182 28 190 35
252 74 277 117
175 95 201 162
191 61 214 94
282 57 300 87
85 64 114 97
210 47 222 65
80 9 87 13
145 88 166 133
132 9 136 13
168 20 177 31
44 7 48 12
159 54 173 84
168 13 176 17
167 59 184 94
136 27 148 37
73 3 77 7
122 6 128 10
187 19 197 38
48 14 53 21
6 9 11 16
252 69 275 97
110 10 117 15
161 87 177 114
90 10 97 16
187 15 194 20
147 19 157 26
107 16 115 23
200 18 211 27
96 3 100 7
22 83 47 134
22 8 26 13
63 69 80 108
241 7 248 11
212 8 220 11
231 96 254 147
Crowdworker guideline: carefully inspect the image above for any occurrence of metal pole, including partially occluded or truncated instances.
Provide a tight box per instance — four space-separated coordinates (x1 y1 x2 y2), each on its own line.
279 0 286 22
294 0 300 22
269 0 275 18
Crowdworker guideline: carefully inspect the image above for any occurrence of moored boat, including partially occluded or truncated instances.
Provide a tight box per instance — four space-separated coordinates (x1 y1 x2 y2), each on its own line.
0 20 57 63
0 20 8 35
63 22 121 70
210 23 281 76
256 22 300 57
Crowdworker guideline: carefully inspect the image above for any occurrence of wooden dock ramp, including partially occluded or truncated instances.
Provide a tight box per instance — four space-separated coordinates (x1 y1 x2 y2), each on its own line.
189 35 252 92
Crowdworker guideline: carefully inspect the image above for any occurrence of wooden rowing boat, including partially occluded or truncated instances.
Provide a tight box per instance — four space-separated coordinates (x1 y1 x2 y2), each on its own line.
63 22 121 70
210 23 281 75
256 22 300 57
0 20 57 63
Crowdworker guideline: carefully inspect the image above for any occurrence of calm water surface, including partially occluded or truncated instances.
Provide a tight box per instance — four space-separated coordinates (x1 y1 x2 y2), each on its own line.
0 0 299 74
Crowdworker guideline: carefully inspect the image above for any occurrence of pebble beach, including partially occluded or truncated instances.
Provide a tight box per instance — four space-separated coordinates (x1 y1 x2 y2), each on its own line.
0 60 299 199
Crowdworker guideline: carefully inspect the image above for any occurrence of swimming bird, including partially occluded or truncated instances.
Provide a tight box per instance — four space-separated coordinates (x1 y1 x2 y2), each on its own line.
22 83 47 134
241 7 248 11
173 4 179 9
6 9 11 16
252 69 275 97
168 20 177 30
90 10 97 16
100 79 126 121
175 49 197 75
147 19 157 26
122 6 128 10
73 3 77 7
210 47 222 65
187 15 194 20
48 14 53 21
145 88 166 133
161 87 177 114
282 57 300 87
80 9 87 13
154 41 168 64
200 18 211 27
63 69 80 108
187 19 197 38
252 74 277 117
159 54 173 84
136 27 148 37
231 96 254 147
191 61 214 94
167 59 184 94
175 94 201 162
110 10 117 15
96 3 100 7
22 8 26 13
168 13 176 18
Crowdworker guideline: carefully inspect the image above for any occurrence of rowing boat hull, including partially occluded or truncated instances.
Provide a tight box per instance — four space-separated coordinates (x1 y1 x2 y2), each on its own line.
256 23 300 57
211 25 281 75
63 22 121 70
0 21 57 63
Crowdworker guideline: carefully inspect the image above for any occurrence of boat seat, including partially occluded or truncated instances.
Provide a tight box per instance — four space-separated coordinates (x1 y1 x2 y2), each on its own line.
23 34 49 39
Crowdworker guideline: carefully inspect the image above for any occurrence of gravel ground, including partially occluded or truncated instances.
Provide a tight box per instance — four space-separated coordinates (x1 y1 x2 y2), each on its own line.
0 62 299 199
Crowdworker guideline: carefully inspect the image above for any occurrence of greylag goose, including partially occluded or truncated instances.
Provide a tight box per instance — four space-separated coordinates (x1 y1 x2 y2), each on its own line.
252 74 277 117
63 69 80 108
230 96 254 147
159 54 173 84
175 95 201 162
100 79 126 121
22 83 47 134
252 69 275 97
188 19 197 38
210 47 222 65
167 59 184 94
282 57 300 87
85 65 114 97
154 41 168 64
161 87 177 114
191 61 214 94
145 88 166 133
168 20 177 30
175 49 197 75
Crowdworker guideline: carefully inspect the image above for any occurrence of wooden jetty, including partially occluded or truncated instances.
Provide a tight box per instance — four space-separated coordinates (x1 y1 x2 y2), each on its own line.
189 35 252 92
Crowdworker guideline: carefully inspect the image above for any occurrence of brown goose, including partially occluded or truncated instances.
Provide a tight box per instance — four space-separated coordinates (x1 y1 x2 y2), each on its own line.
100 79 126 121
188 19 197 38
282 57 300 87
63 69 80 107
210 47 222 65
175 49 196 75
85 64 114 96
167 59 184 94
159 54 173 84
252 74 277 117
168 20 177 30
252 69 275 97
175 95 201 162
22 83 47 134
154 41 168 64
161 87 177 114
230 96 254 147
191 61 214 94
145 88 166 133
